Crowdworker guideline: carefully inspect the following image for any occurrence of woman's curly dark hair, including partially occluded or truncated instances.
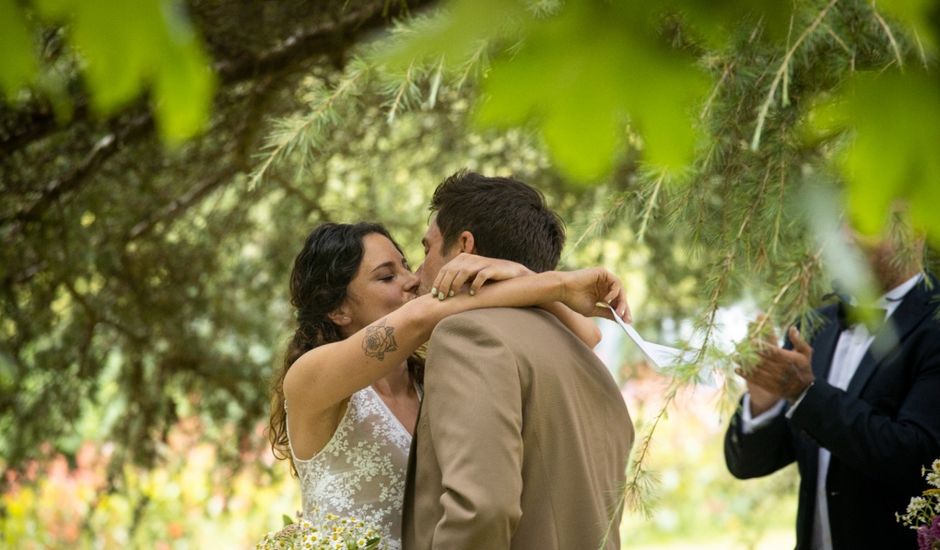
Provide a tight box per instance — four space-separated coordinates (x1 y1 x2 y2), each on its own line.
268 222 423 474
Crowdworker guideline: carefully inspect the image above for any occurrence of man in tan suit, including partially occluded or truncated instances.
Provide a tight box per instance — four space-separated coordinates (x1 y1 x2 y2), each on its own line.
403 171 634 549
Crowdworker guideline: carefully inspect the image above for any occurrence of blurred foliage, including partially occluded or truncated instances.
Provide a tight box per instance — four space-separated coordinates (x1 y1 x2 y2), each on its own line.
1 415 297 548
809 68 940 240
0 0 38 98
2 0 940 545
380 0 940 246
618 365 797 548
1 0 215 141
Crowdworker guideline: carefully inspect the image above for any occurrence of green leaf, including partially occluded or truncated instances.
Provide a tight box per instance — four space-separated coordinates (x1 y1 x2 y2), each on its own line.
281 514 294 526
808 69 940 245
33 0 215 141
378 0 797 184
153 23 216 143
0 0 38 99
474 1 707 182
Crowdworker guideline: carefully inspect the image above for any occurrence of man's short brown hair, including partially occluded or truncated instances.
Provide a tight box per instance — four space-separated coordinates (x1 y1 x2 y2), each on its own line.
430 170 565 272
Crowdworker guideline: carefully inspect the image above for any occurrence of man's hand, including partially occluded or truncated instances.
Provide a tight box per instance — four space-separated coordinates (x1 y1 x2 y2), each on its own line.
736 315 783 415
558 267 630 322
432 253 532 300
738 326 815 403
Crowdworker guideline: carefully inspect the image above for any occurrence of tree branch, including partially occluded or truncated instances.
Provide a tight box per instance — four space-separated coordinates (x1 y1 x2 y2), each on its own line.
0 0 436 156
1 0 439 239
1 112 153 233
126 167 239 241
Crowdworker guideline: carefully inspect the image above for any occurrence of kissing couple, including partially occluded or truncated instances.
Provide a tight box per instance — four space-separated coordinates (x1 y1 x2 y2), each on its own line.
266 170 635 549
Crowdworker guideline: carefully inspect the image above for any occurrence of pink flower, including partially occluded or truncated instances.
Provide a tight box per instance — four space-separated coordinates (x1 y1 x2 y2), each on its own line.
917 514 940 550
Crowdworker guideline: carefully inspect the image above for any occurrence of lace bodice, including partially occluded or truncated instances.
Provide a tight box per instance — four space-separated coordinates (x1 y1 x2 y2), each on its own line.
288 387 412 549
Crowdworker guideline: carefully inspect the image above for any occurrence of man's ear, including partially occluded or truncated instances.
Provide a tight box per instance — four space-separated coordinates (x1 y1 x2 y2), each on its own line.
327 305 352 327
456 230 476 254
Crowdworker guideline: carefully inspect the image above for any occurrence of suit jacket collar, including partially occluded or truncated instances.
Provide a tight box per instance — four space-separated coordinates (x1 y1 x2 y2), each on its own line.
847 273 939 397
808 304 842 383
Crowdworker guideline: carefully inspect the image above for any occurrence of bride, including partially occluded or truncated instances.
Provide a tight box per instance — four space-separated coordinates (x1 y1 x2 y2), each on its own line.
267 222 627 548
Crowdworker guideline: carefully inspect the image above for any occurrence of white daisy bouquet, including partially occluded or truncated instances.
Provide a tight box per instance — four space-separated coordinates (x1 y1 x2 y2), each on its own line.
256 513 382 550
897 459 940 550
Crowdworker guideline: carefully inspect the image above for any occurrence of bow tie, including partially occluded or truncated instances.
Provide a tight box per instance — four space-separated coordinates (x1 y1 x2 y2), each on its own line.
830 292 886 331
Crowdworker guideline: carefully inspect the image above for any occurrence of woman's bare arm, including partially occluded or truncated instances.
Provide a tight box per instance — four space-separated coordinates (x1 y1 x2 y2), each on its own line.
431 253 629 347
284 267 626 434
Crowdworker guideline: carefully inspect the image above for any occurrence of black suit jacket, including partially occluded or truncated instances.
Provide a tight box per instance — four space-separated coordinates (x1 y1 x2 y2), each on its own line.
725 274 940 550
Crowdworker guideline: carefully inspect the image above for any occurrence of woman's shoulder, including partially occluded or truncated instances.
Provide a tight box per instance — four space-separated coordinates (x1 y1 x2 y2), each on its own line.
282 345 346 407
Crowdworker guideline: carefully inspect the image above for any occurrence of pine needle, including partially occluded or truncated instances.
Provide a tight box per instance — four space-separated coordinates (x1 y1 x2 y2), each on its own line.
568 191 627 252
456 41 490 91
426 56 445 109
751 0 839 151
636 172 665 243
386 62 417 124
250 70 366 188
700 61 735 121
912 29 928 68
871 5 904 70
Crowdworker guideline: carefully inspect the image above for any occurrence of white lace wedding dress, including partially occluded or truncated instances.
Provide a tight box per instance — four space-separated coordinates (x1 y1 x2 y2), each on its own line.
287 386 412 549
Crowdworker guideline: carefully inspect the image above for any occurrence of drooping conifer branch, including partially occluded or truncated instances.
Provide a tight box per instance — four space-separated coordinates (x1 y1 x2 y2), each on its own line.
751 0 839 151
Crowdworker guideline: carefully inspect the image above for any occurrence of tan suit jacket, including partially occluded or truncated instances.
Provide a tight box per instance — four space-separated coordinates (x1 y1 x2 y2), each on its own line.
402 307 633 549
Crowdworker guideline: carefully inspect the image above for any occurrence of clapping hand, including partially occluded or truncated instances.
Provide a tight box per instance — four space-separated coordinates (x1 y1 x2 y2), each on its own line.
736 316 815 413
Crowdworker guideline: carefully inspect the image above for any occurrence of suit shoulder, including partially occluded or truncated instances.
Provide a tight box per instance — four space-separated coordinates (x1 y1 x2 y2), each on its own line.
430 308 504 343
435 307 545 329
816 302 839 317
430 307 568 344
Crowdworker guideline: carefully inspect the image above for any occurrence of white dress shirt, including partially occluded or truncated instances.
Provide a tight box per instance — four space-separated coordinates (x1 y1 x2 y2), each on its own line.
740 273 922 550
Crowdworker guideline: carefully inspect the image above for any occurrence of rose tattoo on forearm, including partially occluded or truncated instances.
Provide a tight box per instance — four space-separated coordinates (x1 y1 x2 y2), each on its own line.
362 319 398 360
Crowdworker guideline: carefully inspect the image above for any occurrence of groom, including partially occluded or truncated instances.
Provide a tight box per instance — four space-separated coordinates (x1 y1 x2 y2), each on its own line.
402 171 634 549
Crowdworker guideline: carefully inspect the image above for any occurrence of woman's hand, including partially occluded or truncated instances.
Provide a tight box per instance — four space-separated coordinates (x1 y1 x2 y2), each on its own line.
558 267 630 322
432 253 533 300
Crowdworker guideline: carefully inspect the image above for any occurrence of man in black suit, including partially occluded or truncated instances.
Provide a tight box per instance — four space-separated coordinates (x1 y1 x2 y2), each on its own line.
725 230 940 549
